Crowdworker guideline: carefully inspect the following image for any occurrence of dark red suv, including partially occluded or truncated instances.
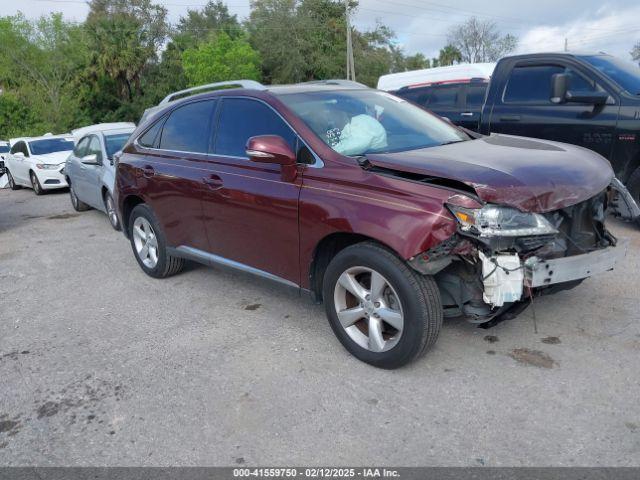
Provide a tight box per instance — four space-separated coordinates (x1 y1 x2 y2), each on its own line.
115 80 627 369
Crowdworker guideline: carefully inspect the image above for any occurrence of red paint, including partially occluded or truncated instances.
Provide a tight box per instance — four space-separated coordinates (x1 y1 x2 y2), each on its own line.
406 78 489 89
115 87 613 290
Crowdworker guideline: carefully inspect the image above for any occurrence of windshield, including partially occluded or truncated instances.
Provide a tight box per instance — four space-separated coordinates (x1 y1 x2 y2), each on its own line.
0 145 9 153
104 133 131 159
580 55 640 95
29 138 74 155
278 90 467 156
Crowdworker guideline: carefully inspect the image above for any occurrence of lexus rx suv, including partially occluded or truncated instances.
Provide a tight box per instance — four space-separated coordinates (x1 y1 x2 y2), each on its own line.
114 80 627 369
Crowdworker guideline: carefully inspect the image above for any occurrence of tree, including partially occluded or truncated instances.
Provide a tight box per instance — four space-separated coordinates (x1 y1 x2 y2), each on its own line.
248 0 403 86
438 44 462 66
632 41 640 65
182 32 260 86
84 0 168 104
447 17 517 63
404 53 430 70
0 91 33 138
176 0 241 46
0 13 87 134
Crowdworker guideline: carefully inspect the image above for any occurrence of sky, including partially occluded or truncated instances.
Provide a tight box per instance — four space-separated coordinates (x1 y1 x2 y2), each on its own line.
2 0 639 61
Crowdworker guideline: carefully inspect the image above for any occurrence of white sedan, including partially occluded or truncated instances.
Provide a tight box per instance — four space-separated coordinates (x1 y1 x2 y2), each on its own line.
5 135 75 195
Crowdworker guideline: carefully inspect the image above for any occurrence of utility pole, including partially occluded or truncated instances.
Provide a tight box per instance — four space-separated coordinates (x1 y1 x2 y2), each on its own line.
345 0 355 81
564 37 568 52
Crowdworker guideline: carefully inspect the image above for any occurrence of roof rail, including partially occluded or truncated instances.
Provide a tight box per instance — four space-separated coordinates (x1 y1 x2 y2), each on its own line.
303 79 369 89
160 80 266 105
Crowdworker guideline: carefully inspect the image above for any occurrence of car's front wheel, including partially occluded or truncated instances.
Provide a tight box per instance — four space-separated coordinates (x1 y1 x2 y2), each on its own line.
323 242 443 369
69 184 90 211
30 171 43 195
6 170 20 190
129 204 184 278
104 192 120 231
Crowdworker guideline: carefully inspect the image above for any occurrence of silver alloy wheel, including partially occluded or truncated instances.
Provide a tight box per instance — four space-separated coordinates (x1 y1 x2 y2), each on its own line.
333 266 404 353
132 217 159 268
106 195 118 227
31 173 40 194
70 186 78 208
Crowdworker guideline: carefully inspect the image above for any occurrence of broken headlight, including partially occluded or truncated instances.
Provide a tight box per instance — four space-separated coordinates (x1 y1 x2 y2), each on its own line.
448 204 558 237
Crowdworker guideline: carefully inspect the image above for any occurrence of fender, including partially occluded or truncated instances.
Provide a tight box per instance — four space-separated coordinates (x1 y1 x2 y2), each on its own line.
299 161 460 290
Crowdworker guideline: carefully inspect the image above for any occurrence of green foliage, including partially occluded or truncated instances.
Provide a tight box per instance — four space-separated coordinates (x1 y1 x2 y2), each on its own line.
438 44 462 67
0 13 87 136
182 32 261 86
0 0 522 139
0 92 34 138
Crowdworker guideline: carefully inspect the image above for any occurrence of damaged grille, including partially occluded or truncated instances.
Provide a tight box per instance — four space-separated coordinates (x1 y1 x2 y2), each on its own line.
543 190 613 256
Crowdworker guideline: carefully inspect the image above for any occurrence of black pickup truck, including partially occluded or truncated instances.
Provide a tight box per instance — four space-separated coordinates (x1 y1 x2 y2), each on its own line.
393 52 640 216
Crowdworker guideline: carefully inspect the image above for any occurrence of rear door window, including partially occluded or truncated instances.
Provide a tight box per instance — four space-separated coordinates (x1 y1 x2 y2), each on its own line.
138 120 163 148
427 85 461 106
503 65 564 103
215 98 297 158
395 86 431 106
465 84 488 107
159 100 217 153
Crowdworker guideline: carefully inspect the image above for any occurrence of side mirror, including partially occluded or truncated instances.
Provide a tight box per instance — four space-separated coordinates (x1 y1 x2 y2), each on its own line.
13 152 24 158
551 73 569 104
566 90 609 105
246 135 296 166
81 153 101 165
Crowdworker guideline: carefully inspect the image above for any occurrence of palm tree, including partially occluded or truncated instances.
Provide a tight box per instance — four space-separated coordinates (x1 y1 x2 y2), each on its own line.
438 44 462 66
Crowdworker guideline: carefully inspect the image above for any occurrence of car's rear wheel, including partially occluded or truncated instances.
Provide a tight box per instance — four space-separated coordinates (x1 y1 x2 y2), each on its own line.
129 204 184 278
30 172 43 195
69 184 90 211
6 170 20 190
104 192 120 231
323 241 443 369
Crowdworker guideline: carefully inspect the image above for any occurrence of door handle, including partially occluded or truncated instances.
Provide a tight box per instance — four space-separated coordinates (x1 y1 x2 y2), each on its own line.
203 174 223 190
460 112 474 117
500 115 521 122
142 165 155 178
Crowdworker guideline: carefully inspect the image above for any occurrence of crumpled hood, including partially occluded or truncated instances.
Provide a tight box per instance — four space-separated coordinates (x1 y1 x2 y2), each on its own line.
365 134 614 213
34 151 71 165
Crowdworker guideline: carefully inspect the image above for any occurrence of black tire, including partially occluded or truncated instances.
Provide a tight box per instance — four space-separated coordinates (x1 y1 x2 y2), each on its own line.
322 241 443 369
626 166 640 227
6 170 21 190
129 203 184 278
103 191 121 231
69 183 90 211
30 171 44 195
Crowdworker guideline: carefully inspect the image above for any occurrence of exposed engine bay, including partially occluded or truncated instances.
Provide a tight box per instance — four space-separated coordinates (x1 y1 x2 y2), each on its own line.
408 182 630 328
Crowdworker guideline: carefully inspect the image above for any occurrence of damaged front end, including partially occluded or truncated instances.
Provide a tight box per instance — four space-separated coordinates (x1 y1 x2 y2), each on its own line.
409 184 628 328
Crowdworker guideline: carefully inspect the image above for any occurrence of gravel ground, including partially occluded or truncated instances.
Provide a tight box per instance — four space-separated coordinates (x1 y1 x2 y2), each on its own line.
0 187 639 466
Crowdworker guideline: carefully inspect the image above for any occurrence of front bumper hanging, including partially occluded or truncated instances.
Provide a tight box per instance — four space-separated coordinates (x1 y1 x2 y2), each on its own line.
524 239 629 288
